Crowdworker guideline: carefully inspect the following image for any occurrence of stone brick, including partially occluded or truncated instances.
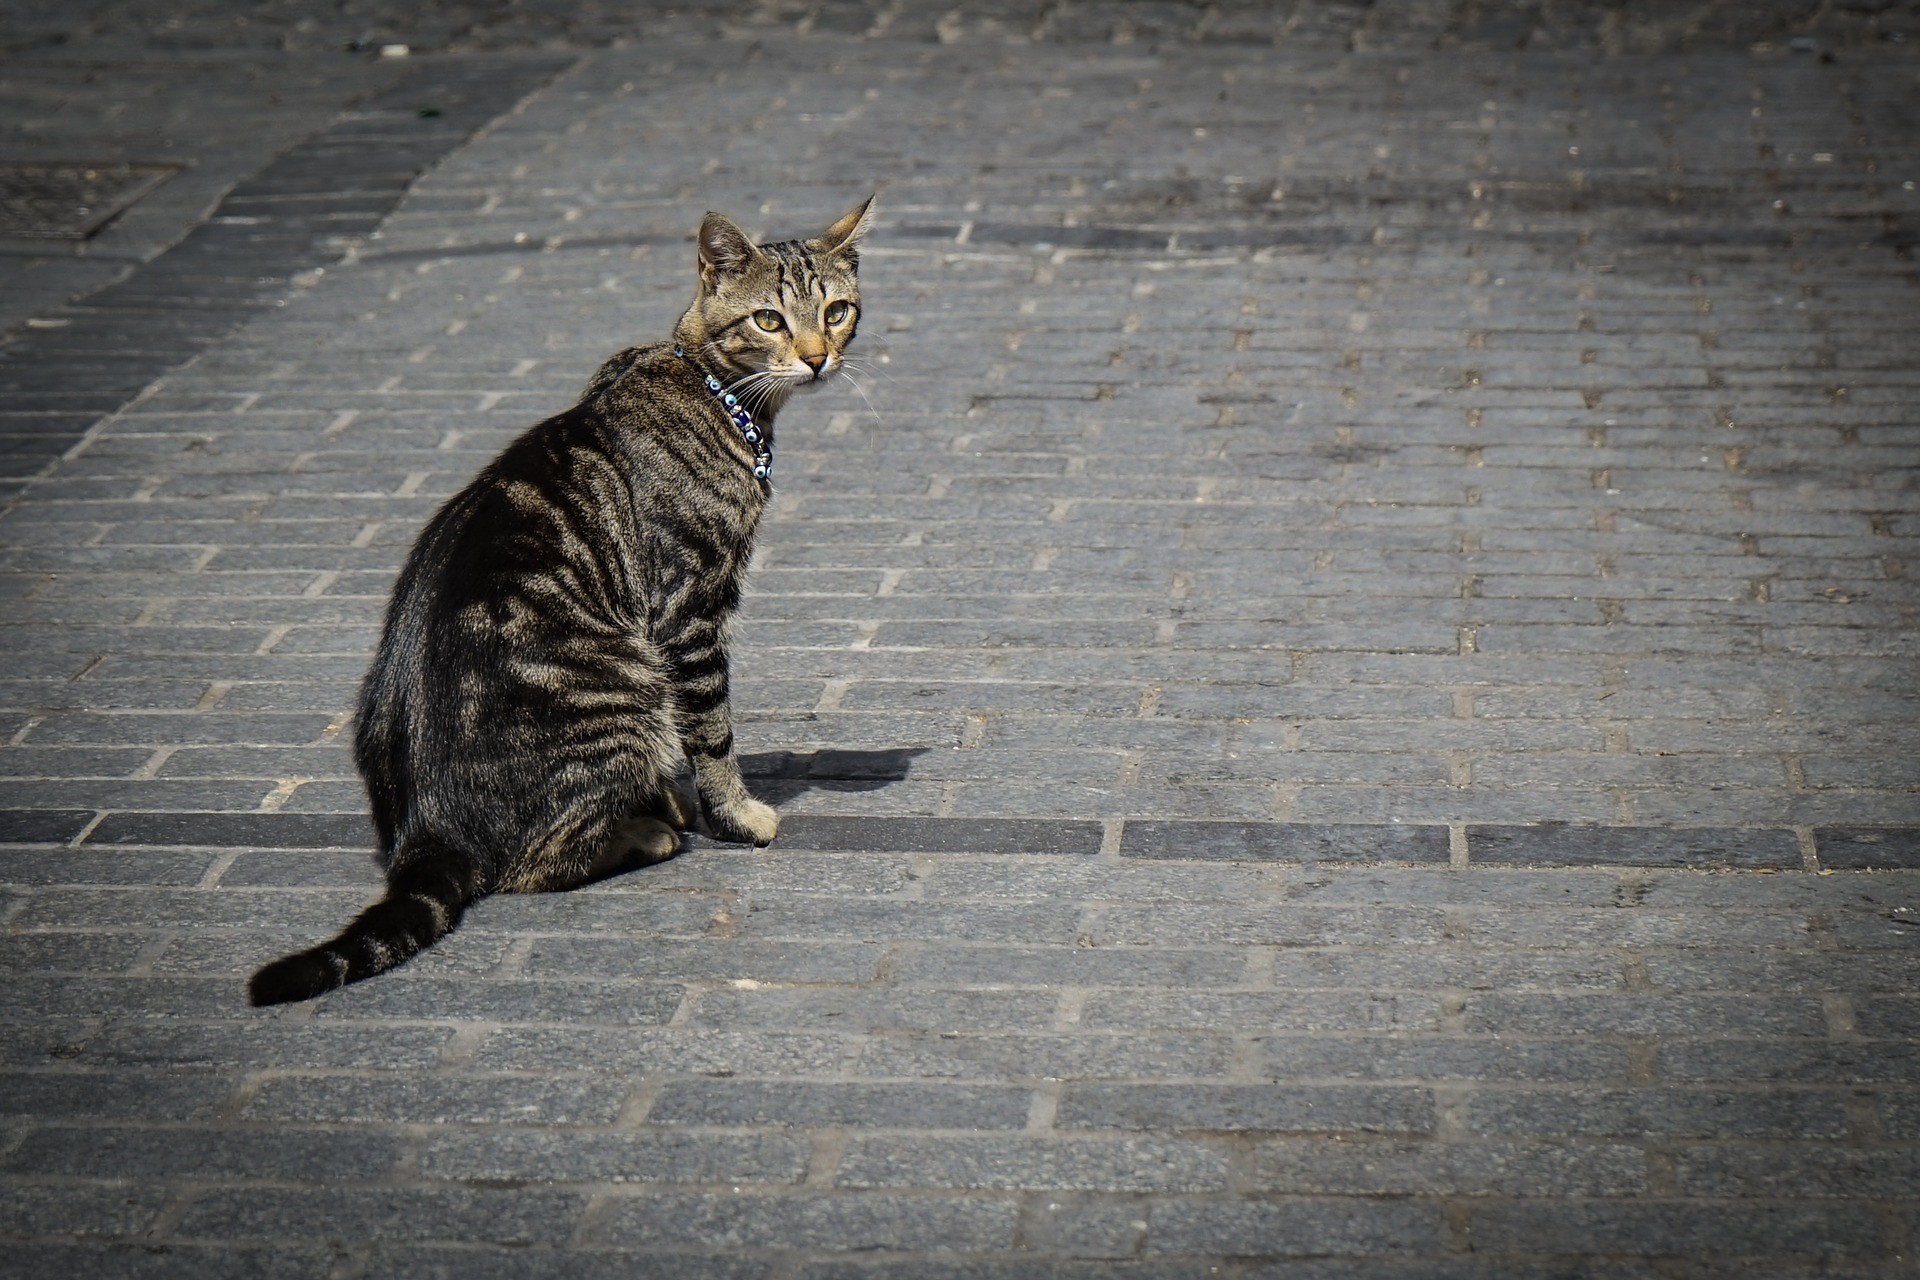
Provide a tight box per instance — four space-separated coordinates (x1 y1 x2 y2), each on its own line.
597 1192 1018 1252
1249 1138 1647 1196
1082 991 1441 1034
1464 1087 1848 1139
1261 1036 1632 1083
1145 1199 1446 1257
1057 1083 1433 1135
471 1028 847 1076
175 1187 586 1245
1121 822 1449 863
1816 828 1920 870
646 1080 1032 1129
3 1125 402 1179
1468 825 1801 869
415 1130 811 1185
854 1032 1238 1082
364 1249 775 1280
240 1074 625 1125
773 816 1103 856
836 1135 1231 1192
1467 1202 1888 1259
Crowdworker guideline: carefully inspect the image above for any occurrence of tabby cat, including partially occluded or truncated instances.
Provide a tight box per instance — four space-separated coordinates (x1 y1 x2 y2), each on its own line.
248 197 875 1006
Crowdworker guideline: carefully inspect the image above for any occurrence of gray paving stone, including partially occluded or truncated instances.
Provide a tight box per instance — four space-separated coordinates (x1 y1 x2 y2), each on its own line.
836 1135 1231 1192
0 848 215 886
1468 825 1802 869
1146 1198 1446 1257
240 1073 625 1125
1466 1201 1888 1260
310 976 684 1023
79 1022 453 1070
1082 991 1442 1034
1084 903 1446 947
598 1192 1019 1251
730 899 1079 944
646 1080 1032 1129
855 1032 1237 1082
890 945 1250 988
0 930 153 973
0 1244 337 1280
522 938 885 983
1058 1083 1433 1135
470 1028 847 1076
1462 994 1828 1037
1123 822 1449 863
0 1182 171 1236
415 1130 811 1185
1249 1138 1648 1196
0 810 95 844
1674 1146 1920 1198
798 1265 1218 1280
0 1069 231 1121
174 1187 587 1245
1659 1039 1920 1084
773 816 1103 855
1261 1036 1634 1083
1816 827 1920 870
1464 1086 1848 1139
2 1124 402 1179
363 1251 775 1280
84 811 374 849
686 986 1055 1034
365 1250 774 1280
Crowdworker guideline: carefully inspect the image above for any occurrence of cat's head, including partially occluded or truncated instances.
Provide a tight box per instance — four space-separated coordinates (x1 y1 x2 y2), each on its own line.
675 196 875 407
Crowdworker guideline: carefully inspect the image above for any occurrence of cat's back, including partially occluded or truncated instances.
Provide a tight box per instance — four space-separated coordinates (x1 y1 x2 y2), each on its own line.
371 344 762 669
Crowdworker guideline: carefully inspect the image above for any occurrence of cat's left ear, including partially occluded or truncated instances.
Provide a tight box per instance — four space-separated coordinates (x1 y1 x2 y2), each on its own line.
811 194 877 259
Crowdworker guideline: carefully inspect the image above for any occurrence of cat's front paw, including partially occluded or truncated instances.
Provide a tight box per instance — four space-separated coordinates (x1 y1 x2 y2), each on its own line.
704 796 779 847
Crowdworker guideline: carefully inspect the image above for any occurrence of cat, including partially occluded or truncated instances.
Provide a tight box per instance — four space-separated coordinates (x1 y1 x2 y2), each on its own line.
248 196 875 1006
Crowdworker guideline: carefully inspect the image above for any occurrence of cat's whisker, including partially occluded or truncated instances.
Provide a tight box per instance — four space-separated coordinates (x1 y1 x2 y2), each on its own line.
839 369 883 426
839 356 896 386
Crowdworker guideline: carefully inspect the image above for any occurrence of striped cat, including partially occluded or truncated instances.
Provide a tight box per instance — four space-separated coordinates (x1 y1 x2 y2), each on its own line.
248 197 875 1006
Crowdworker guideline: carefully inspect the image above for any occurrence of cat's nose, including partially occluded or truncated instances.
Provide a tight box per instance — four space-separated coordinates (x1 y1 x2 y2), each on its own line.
802 354 827 377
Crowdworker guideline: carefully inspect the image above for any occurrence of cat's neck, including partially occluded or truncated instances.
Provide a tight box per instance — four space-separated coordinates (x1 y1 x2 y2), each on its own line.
668 321 793 427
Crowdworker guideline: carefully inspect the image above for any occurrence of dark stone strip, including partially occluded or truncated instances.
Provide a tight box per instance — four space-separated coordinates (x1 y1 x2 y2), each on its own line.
0 53 575 475
766 816 1105 856
0 810 96 844
85 812 373 850
1815 828 1920 870
1467 825 1801 869
1123 821 1449 863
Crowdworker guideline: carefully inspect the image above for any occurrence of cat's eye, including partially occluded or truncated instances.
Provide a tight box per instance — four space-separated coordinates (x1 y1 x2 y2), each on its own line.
824 300 851 326
752 309 785 332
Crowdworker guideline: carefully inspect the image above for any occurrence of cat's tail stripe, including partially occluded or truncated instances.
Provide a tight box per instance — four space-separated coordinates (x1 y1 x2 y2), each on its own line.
246 840 478 1007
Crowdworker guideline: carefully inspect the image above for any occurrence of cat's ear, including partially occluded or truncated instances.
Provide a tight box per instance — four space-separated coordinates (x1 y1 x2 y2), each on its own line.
812 194 876 258
697 213 755 284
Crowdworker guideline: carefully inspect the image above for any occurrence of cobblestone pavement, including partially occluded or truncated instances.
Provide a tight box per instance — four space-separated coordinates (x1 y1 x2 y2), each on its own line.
4 2 1920 1275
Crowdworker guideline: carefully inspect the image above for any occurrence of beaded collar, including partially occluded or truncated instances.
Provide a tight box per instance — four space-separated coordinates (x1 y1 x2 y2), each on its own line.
674 344 772 484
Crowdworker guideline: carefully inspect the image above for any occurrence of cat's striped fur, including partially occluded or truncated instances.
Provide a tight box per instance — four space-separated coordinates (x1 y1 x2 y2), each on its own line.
248 197 874 1006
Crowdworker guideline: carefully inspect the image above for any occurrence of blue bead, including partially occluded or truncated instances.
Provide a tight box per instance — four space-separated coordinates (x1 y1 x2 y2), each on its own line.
706 376 721 391
722 393 737 408
733 411 750 427
754 464 770 479
742 427 760 444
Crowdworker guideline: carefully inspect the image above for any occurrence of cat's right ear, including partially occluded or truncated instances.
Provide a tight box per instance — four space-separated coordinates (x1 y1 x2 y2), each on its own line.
697 213 755 287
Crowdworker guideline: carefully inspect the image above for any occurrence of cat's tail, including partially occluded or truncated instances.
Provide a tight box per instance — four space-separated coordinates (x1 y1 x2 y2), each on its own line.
247 837 481 1007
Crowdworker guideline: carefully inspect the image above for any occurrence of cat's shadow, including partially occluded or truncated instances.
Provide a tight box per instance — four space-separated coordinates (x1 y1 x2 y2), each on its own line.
738 746 930 805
